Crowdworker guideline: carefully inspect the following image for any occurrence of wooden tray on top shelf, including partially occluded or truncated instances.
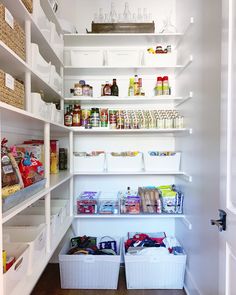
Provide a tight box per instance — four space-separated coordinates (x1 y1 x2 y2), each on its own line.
90 21 155 33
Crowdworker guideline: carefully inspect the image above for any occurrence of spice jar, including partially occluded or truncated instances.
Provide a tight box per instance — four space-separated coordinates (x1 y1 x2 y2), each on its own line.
74 83 83 96
82 84 90 96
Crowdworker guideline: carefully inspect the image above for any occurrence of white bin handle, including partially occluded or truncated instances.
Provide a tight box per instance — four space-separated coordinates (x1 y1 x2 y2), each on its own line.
14 257 24 271
149 256 160 263
84 256 95 263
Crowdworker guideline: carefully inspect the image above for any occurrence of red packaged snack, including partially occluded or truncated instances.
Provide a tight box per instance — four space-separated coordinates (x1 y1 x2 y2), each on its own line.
18 152 44 187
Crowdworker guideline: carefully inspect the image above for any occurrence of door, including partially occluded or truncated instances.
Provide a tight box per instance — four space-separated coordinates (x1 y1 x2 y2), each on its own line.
219 0 236 294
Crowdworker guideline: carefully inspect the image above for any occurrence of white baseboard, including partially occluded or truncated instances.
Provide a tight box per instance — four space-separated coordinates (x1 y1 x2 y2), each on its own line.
184 267 202 295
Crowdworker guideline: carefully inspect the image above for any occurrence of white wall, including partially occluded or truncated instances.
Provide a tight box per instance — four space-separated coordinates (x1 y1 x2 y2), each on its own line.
175 1 221 295
57 0 176 34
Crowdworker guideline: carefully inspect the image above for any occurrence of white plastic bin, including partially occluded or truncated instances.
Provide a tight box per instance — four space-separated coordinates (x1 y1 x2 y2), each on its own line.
45 102 57 122
70 48 104 67
33 199 69 221
32 0 50 32
144 152 181 172
50 22 64 61
74 153 105 172
31 93 47 118
50 65 63 93
5 214 57 238
107 153 143 172
143 51 177 67
124 242 187 289
107 49 142 67
55 110 64 125
59 237 121 289
3 243 30 294
3 224 46 275
31 43 51 83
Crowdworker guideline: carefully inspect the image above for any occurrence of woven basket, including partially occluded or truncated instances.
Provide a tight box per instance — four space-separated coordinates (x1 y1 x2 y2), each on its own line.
0 4 26 61
21 0 33 13
0 70 24 109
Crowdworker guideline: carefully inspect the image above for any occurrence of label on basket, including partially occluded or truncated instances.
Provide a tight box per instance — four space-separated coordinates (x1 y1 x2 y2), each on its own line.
5 73 15 91
4 8 14 29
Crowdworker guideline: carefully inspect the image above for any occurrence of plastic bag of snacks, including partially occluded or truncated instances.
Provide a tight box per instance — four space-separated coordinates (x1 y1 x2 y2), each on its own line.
18 152 44 187
1 138 24 198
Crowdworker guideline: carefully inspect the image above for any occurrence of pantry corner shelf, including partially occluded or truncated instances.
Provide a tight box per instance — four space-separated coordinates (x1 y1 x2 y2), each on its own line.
10 216 73 295
74 214 185 219
40 0 63 34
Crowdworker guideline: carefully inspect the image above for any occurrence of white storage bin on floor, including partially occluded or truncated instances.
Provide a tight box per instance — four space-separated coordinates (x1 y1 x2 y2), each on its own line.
144 152 181 172
70 48 104 67
32 0 50 32
106 49 142 67
74 153 105 172
31 92 47 118
124 243 187 289
107 152 143 172
143 51 177 67
50 65 63 93
50 22 64 61
3 243 30 294
31 43 51 83
59 237 121 289
3 224 46 275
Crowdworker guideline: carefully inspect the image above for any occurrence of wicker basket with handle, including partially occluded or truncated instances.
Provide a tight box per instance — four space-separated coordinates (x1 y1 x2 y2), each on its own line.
21 0 33 13
0 70 24 109
0 4 26 61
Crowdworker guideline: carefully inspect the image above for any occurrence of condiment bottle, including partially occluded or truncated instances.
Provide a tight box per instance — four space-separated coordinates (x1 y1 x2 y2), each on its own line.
138 78 145 96
64 107 72 127
134 75 139 96
103 81 111 96
72 104 81 127
111 78 119 96
128 78 135 96
156 77 163 96
74 83 83 96
163 76 170 95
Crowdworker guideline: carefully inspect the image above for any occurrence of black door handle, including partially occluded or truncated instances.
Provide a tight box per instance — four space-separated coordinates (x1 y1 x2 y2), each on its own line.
211 209 227 232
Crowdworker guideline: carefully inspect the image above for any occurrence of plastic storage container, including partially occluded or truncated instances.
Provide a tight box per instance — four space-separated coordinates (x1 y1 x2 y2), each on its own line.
31 43 51 83
143 51 177 67
124 242 187 289
69 48 104 67
3 224 46 275
3 243 30 294
107 152 143 172
32 0 50 33
74 153 105 172
144 152 181 172
106 49 142 67
31 93 47 118
59 237 121 289
50 65 63 93
50 22 64 61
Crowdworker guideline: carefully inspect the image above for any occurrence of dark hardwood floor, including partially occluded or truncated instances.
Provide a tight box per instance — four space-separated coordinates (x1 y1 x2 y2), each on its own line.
32 264 186 295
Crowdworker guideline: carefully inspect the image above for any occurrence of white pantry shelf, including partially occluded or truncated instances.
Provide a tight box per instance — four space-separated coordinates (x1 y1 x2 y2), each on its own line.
64 64 185 76
10 217 73 295
74 171 186 176
70 127 192 135
0 41 62 102
2 172 73 224
64 95 189 106
40 0 63 34
74 214 185 219
0 102 68 134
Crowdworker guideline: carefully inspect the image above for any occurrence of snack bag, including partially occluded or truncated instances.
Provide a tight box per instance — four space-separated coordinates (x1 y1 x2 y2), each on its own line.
18 152 44 187
1 139 24 198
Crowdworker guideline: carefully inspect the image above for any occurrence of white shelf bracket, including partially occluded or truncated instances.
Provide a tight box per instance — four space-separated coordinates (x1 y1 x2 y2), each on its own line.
175 91 194 107
45 192 51 253
181 216 193 230
175 55 193 78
